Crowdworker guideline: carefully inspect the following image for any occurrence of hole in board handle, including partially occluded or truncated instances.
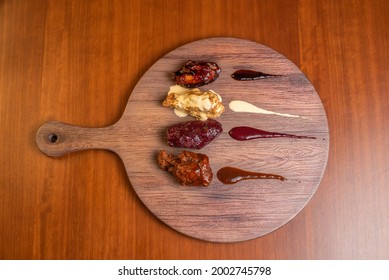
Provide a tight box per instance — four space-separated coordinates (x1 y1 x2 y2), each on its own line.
48 134 58 143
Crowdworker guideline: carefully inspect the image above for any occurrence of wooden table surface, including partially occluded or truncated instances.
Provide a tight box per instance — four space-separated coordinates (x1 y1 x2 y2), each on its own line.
1 0 388 260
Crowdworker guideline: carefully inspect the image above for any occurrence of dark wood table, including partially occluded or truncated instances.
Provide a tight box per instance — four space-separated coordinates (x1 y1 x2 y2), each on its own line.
1 0 388 259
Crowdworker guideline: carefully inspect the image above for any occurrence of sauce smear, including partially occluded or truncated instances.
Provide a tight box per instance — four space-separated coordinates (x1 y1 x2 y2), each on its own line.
231 70 282 81
217 166 286 184
229 126 316 141
229 100 302 118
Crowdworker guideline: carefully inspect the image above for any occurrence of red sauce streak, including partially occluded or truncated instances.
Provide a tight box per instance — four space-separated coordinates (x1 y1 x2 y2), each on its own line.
231 69 282 81
217 166 286 184
229 126 316 141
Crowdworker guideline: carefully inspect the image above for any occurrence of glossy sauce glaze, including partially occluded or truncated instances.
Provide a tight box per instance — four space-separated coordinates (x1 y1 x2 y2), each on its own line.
217 166 286 184
231 69 282 81
229 126 316 141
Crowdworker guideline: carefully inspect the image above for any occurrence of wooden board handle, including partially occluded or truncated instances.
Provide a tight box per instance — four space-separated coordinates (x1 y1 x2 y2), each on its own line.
36 121 120 156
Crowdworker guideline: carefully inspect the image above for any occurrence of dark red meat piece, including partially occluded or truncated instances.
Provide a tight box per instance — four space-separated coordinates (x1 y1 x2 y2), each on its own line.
167 119 223 149
172 60 221 88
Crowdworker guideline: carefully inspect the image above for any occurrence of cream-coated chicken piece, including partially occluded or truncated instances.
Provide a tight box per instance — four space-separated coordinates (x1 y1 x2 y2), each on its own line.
162 85 224 120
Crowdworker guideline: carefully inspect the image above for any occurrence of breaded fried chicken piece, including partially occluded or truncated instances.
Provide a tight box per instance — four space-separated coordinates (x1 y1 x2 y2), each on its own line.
163 85 224 120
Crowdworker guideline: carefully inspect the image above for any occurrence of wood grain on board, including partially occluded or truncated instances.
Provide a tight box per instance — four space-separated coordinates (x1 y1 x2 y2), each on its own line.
36 38 329 242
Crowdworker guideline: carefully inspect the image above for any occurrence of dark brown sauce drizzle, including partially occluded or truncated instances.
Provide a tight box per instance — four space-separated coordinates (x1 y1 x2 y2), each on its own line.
229 126 316 141
217 166 286 184
231 69 283 81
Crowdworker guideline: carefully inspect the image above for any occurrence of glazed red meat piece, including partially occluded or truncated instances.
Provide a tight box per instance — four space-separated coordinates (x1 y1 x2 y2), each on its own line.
167 119 223 149
172 60 221 88
158 150 213 186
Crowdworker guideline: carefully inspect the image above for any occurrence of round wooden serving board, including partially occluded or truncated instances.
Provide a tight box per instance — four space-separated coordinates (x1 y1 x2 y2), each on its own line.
36 38 329 242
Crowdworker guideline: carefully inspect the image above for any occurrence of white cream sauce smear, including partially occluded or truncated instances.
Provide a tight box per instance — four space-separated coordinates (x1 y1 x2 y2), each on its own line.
229 100 302 118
